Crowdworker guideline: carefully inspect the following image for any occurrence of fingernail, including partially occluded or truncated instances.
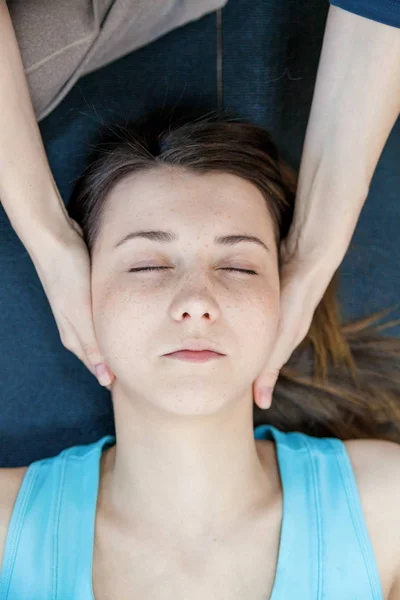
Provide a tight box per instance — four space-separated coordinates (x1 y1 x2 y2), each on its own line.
95 363 112 386
259 386 273 409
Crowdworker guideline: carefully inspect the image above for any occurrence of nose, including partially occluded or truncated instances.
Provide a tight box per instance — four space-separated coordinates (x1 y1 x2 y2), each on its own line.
170 286 220 323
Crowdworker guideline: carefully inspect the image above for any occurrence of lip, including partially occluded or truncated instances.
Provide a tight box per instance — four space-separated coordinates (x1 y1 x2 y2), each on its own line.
164 339 225 354
164 350 224 362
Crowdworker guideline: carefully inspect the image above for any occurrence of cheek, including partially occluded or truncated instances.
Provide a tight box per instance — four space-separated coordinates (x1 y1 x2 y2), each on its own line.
240 285 280 356
242 274 279 320
253 296 279 339
92 285 155 363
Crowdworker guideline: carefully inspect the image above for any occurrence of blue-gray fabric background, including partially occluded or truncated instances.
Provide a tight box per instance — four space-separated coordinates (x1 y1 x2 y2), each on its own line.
1 0 399 466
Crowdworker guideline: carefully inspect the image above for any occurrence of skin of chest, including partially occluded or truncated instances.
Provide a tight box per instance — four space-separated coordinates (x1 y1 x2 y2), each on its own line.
92 498 282 600
91 439 396 600
92 440 282 600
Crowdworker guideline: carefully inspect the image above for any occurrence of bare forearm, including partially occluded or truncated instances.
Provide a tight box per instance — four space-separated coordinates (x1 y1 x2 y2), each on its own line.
290 4 400 265
0 2 71 256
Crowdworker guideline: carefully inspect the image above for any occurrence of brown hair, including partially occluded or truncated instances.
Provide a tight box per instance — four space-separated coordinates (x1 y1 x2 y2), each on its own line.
67 104 400 442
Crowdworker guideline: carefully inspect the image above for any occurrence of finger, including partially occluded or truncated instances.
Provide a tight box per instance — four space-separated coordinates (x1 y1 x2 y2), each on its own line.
77 300 117 385
253 299 299 409
253 303 312 409
254 309 304 404
61 300 113 378
61 332 113 389
59 318 112 385
77 319 115 386
75 343 114 389
253 320 287 410
253 367 280 410
60 328 96 376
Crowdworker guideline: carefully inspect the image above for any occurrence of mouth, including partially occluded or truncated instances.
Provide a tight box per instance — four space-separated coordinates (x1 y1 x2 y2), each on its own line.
163 350 224 362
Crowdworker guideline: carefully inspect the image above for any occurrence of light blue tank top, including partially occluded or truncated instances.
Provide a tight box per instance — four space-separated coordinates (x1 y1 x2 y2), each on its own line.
0 424 384 599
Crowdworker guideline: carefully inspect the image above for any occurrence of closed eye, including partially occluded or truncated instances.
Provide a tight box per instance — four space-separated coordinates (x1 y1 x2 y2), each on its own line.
128 266 257 275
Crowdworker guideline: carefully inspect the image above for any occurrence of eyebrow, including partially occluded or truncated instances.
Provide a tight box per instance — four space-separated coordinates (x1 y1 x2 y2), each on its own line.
113 230 270 253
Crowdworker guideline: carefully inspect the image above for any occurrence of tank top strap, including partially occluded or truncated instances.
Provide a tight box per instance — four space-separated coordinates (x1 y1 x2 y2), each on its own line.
0 434 115 600
56 435 116 599
254 424 384 599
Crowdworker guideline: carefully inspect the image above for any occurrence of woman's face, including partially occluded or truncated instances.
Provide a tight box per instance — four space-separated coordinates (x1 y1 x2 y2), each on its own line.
91 166 280 414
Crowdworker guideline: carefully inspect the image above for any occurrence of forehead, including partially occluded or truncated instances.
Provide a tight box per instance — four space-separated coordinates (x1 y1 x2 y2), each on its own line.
106 166 269 223
94 166 275 256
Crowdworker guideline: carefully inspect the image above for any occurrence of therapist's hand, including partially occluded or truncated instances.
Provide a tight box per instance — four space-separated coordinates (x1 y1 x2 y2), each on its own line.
253 4 400 410
252 236 340 410
31 218 115 390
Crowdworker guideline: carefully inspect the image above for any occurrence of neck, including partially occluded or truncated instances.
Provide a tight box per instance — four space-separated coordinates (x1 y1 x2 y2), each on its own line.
98 386 280 541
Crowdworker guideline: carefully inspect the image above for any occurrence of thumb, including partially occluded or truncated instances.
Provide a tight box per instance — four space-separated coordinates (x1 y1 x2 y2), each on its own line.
253 315 291 409
253 365 281 410
73 312 114 387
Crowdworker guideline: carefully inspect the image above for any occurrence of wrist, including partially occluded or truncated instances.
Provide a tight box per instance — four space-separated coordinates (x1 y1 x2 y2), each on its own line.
286 165 368 270
21 206 75 262
282 224 348 270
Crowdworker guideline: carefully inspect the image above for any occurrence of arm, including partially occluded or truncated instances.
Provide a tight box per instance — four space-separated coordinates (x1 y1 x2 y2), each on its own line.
0 1 110 384
0 1 72 258
345 439 400 600
254 5 400 405
286 3 400 268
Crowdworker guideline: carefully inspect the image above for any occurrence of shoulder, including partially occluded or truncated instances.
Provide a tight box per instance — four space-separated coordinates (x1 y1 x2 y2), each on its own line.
343 438 400 599
343 437 400 508
0 466 29 571
344 437 400 488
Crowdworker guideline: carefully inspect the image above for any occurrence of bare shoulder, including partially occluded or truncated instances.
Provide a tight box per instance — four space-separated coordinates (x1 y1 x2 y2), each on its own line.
344 437 400 493
344 438 400 599
0 466 29 572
